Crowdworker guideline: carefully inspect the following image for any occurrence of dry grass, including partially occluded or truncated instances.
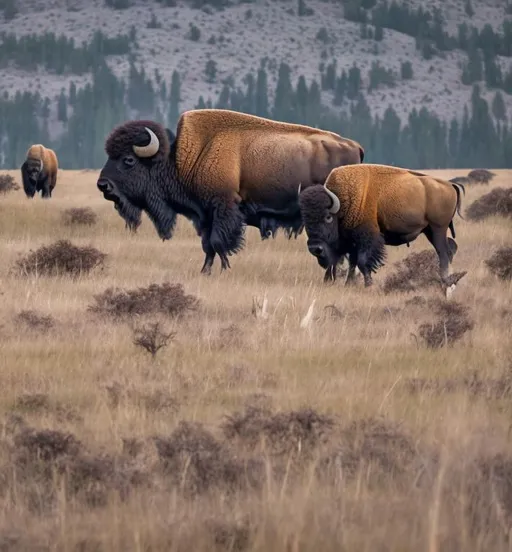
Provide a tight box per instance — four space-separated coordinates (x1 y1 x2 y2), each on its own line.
0 168 511 550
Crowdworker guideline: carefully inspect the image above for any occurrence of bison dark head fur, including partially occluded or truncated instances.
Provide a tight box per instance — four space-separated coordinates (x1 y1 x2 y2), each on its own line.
97 120 178 239
298 184 345 270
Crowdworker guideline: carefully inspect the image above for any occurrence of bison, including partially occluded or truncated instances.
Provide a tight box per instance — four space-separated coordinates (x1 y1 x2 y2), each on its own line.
21 144 59 199
96 109 364 274
298 164 465 287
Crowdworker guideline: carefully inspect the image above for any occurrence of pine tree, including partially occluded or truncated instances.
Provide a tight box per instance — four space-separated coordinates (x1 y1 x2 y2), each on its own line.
168 70 181 128
273 62 294 121
57 89 67 122
205 59 217 83
492 90 506 121
242 73 255 114
255 65 269 118
347 64 361 99
295 75 309 124
68 81 77 106
333 71 347 106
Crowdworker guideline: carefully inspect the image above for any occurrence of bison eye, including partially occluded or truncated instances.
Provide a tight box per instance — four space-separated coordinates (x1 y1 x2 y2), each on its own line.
123 155 136 168
325 214 333 223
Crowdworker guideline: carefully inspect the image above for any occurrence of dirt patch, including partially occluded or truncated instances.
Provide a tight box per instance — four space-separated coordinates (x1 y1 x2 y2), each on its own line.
466 187 512 222
89 282 199 320
13 240 106 278
486 247 512 281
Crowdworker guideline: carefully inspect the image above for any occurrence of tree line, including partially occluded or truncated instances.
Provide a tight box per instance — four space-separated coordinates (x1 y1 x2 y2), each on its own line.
0 58 510 170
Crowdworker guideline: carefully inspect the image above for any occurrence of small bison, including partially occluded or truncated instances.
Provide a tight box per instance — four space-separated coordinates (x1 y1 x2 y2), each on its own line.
97 109 364 274
298 164 465 287
21 144 59 199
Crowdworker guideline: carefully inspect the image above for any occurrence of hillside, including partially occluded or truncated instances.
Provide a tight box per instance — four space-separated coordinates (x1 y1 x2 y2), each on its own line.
0 0 511 169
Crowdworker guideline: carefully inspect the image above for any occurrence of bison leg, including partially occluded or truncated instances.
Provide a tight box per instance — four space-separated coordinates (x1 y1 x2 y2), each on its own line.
423 226 452 282
351 225 386 288
207 198 246 273
345 253 358 286
200 229 216 276
39 175 51 199
323 265 336 283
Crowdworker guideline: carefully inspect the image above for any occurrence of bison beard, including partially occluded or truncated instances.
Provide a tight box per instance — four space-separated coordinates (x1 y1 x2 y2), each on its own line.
115 198 143 232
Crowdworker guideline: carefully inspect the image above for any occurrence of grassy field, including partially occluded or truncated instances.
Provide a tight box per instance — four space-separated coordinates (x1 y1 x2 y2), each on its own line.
0 168 510 551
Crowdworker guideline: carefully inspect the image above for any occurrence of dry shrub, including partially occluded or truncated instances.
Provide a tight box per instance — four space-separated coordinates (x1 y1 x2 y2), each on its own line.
14 310 55 333
0 174 19 194
13 240 106 278
466 187 512 221
133 321 176 358
89 282 198 320
222 406 335 456
3 422 147 512
405 369 512 400
319 417 421 485
485 247 512 281
62 207 97 226
467 168 495 184
154 421 264 496
382 249 440 294
417 299 474 348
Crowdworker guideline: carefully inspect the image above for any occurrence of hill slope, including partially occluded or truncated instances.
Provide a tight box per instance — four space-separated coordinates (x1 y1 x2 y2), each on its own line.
1 0 511 135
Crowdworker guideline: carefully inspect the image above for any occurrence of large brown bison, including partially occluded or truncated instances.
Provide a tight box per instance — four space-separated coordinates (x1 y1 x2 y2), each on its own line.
21 144 59 199
298 164 465 287
96 109 364 274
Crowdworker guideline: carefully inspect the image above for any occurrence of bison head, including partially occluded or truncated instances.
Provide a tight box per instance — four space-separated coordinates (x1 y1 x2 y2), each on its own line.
97 121 177 239
25 158 43 182
298 183 344 270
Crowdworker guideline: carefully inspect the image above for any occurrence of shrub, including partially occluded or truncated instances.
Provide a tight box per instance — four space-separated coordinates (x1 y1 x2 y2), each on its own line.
14 310 55 332
132 321 176 358
382 246 455 294
466 187 512 221
89 282 199 319
0 174 19 194
485 247 512 280
417 300 474 348
467 168 495 184
61 207 97 226
13 240 106 278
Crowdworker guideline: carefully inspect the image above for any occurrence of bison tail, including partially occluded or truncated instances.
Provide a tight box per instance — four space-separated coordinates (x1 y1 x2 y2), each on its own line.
451 181 465 221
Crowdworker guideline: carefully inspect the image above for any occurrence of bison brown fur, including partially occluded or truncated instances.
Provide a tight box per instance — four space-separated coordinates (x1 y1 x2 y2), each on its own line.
21 144 59 199
298 164 465 288
97 109 364 274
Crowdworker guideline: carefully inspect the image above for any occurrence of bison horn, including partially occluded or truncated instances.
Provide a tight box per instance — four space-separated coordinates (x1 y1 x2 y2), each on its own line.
39 159 43 171
324 183 340 214
297 183 302 197
132 127 160 158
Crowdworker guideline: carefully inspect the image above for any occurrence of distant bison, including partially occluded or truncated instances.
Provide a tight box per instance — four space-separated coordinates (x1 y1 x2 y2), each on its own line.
21 144 59 199
298 164 465 287
97 109 364 274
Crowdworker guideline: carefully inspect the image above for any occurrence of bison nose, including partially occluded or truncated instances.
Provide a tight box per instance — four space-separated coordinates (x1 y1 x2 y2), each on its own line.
309 244 324 256
97 179 111 192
